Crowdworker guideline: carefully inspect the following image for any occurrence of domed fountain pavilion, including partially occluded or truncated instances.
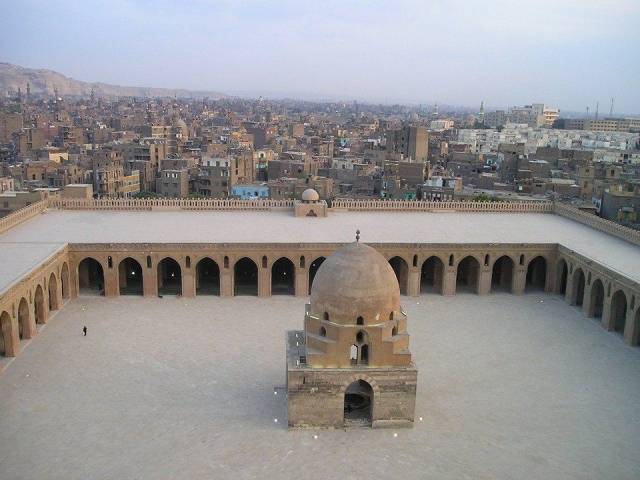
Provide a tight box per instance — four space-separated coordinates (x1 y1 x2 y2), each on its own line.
286 232 418 428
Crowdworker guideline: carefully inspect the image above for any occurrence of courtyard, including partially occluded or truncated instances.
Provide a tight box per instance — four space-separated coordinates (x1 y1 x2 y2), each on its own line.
1 293 639 479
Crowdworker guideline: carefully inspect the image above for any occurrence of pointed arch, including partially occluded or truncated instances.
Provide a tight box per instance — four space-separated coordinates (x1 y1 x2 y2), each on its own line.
456 256 480 294
61 262 70 299
78 257 104 296
0 311 14 357
344 380 374 426
572 268 586 306
491 255 514 293
556 259 568 295
525 256 547 292
157 257 182 295
34 284 46 324
234 257 258 296
119 257 144 295
421 256 444 294
271 257 295 295
611 290 627 336
632 308 640 346
308 257 326 294
18 297 31 340
196 257 220 295
389 256 409 295
48 272 59 310
589 279 605 319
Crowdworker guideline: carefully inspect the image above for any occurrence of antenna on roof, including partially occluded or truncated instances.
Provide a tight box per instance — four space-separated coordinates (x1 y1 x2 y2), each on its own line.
356 229 360 243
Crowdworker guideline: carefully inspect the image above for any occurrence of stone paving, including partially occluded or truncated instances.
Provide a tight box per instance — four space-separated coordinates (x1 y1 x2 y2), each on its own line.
1 293 639 479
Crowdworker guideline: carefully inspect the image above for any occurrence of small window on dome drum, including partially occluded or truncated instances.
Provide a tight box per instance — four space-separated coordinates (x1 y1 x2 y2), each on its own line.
357 316 363 325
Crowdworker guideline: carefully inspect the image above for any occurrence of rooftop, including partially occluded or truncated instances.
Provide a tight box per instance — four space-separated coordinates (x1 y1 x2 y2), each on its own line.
1 208 640 295
0 209 640 284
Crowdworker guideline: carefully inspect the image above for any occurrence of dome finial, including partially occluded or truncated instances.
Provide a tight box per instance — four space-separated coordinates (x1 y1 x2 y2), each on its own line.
356 229 360 243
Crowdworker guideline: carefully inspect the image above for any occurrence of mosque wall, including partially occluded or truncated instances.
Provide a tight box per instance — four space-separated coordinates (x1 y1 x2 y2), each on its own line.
0 247 70 359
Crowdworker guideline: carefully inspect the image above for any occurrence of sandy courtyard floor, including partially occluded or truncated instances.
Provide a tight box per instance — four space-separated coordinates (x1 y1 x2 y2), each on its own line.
1 293 639 480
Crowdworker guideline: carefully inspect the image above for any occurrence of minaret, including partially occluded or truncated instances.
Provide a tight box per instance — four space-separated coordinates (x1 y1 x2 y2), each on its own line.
478 100 485 124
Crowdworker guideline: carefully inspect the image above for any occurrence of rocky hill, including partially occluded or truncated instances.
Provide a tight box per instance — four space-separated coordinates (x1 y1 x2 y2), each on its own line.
0 62 227 99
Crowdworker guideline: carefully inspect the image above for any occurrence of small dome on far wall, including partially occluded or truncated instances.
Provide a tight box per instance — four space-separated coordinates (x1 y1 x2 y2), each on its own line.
301 188 320 202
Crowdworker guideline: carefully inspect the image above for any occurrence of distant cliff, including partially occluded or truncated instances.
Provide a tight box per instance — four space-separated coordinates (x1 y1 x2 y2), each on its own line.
0 62 228 99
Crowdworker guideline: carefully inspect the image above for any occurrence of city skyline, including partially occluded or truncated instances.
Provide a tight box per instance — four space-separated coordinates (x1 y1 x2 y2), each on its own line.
1 0 639 114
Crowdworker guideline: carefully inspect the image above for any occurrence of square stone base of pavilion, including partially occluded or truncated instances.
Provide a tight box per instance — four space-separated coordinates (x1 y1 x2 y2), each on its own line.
286 330 417 428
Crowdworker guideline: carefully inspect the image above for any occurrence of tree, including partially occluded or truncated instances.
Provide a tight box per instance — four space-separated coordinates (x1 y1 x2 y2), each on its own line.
133 191 159 199
473 193 502 202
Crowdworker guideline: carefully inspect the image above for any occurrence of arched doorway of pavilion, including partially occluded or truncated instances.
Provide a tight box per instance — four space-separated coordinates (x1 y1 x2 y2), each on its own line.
344 379 373 427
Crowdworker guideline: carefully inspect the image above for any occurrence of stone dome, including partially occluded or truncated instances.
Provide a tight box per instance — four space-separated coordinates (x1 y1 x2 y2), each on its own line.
301 188 320 202
310 242 400 325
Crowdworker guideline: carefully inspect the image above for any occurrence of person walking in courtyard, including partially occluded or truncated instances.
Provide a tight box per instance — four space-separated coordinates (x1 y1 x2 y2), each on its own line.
83 326 87 336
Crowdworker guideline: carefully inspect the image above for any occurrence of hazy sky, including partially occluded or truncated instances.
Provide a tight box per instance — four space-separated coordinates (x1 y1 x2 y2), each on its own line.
2 0 639 113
